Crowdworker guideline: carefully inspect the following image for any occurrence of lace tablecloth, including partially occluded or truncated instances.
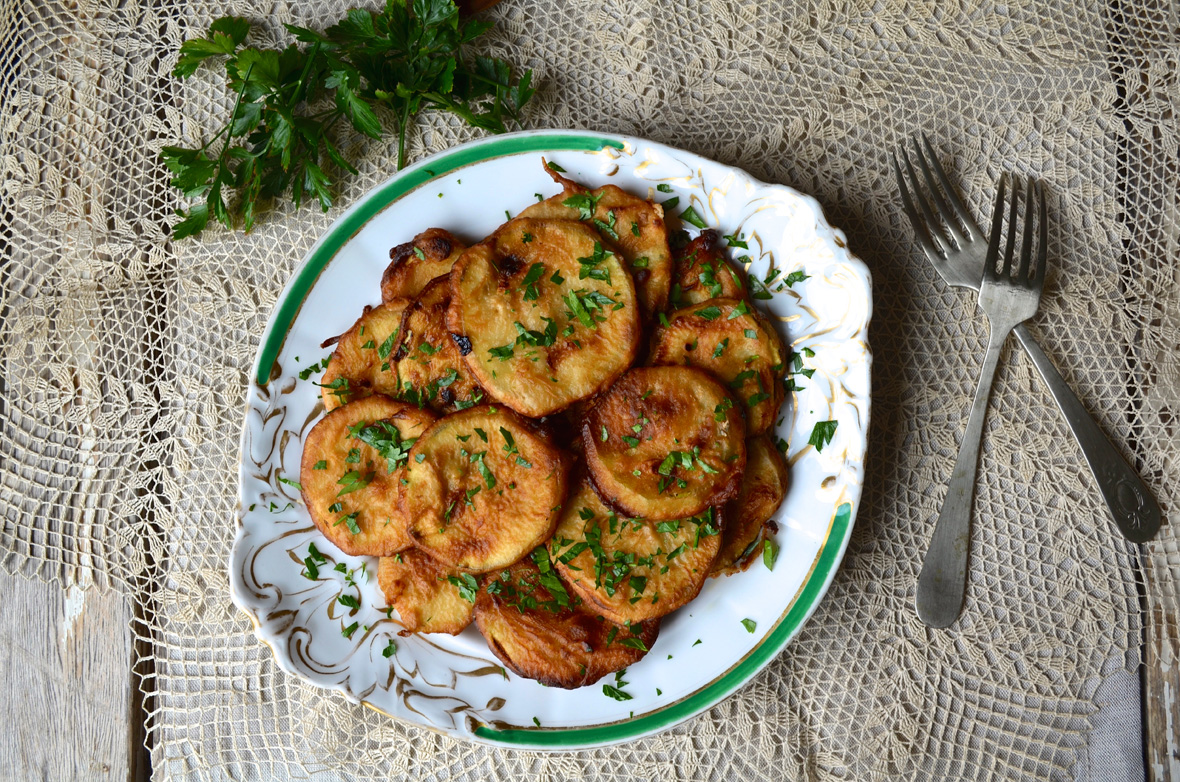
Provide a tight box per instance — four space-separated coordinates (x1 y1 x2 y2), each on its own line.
1 0 1177 779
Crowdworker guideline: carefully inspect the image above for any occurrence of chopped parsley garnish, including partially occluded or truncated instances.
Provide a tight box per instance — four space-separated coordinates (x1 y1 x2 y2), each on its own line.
532 547 572 609
361 339 376 349
741 618 757 633
661 196 680 210
377 331 398 360
618 637 648 651
546 161 566 172
631 222 641 237
577 241 613 284
313 459 328 470
550 270 565 285
714 398 733 421
593 209 619 240
723 232 748 249
763 539 779 570
448 573 479 603
522 231 533 243
277 476 302 490
519 262 547 301
692 639 702 647
349 420 416 472
315 376 352 403
657 183 673 193
298 357 332 380
697 305 722 321
413 246 427 260
382 639 397 658
338 594 360 609
488 344 515 361
632 256 649 269
785 269 810 286
341 622 359 639
727 300 751 319
679 205 708 229
336 512 361 534
808 420 838 452
744 329 757 339
562 191 603 220
336 470 373 496
712 338 729 358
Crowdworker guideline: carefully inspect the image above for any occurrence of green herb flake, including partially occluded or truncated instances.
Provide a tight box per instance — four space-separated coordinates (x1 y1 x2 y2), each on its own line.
382 639 397 658
680 205 708 229
341 622 359 639
447 573 479 603
808 420 838 452
697 305 722 321
763 538 779 571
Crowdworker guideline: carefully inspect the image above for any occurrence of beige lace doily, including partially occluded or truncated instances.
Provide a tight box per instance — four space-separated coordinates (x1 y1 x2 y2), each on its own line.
1 0 1177 779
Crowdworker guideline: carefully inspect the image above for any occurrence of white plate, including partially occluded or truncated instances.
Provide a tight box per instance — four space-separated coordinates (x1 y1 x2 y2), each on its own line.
230 130 872 749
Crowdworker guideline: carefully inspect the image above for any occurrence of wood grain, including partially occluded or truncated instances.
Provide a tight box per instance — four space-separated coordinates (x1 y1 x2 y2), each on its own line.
0 570 135 781
1144 548 1180 782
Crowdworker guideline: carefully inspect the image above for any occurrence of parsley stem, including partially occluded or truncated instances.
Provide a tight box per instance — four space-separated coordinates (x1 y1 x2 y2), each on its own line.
288 42 321 110
397 100 410 170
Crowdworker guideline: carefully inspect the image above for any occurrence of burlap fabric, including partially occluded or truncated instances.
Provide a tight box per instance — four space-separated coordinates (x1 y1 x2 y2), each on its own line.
1 0 1177 778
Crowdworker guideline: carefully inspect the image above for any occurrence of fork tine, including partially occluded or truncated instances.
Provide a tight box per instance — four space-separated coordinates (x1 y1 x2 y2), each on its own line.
1017 177 1036 281
893 155 944 264
911 137 969 247
920 133 983 239
985 173 1007 282
900 146 951 257
1001 174 1020 280
1035 180 1048 286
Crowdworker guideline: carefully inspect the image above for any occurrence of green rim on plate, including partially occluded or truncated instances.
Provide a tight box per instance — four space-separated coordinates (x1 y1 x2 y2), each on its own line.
256 133 624 385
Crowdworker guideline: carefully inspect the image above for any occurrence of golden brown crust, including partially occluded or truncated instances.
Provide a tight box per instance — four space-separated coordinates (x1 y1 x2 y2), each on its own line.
648 298 786 435
550 474 722 623
399 405 570 573
320 301 408 412
393 275 485 413
299 396 437 556
473 556 659 688
712 435 789 577
520 166 673 318
668 229 747 307
582 366 746 520
382 228 467 303
447 217 641 417
378 550 474 635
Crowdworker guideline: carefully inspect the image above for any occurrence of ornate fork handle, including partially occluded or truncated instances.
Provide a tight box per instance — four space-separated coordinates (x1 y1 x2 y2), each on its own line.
1013 323 1161 542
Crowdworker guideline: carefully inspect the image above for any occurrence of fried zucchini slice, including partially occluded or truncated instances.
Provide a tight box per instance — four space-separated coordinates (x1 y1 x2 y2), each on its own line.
669 229 746 307
299 396 436 556
319 301 408 412
400 405 570 572
550 474 722 624
378 550 474 635
648 298 786 435
582 366 746 520
712 435 789 577
447 217 641 418
520 165 673 317
474 554 659 688
382 228 466 302
393 276 485 413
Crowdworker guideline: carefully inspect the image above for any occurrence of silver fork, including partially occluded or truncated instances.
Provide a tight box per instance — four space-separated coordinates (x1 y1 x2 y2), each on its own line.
895 136 1161 546
913 174 1046 627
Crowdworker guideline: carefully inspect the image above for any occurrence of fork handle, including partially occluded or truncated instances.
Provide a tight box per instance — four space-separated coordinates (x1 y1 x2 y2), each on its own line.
916 320 1008 628
1013 323 1161 543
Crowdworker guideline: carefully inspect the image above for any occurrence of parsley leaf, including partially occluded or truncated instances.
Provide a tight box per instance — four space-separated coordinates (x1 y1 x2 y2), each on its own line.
808 420 838 452
448 573 479 603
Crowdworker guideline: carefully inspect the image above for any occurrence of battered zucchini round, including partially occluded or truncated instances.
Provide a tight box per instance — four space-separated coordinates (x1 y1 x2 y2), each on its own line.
669 229 747 308
550 475 722 624
378 550 474 635
648 298 787 435
382 227 466 303
712 435 789 577
400 405 570 572
448 217 641 418
393 276 484 413
582 366 746 520
520 166 673 318
299 396 436 556
474 554 660 688
320 300 408 412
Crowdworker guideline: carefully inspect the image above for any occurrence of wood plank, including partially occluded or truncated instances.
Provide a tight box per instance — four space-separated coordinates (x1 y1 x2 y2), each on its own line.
0 570 135 781
1144 548 1180 782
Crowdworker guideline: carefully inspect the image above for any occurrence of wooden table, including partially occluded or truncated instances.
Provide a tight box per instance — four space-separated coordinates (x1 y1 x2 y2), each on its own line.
0 565 1175 780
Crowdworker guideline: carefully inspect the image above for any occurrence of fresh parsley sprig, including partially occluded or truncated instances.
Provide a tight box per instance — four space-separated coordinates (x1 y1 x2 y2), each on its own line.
162 1 534 239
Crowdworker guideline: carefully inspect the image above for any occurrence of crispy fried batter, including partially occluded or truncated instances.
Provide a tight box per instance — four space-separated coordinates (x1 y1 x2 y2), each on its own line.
474 555 659 688
400 405 570 572
378 550 474 635
382 228 466 302
669 229 746 307
582 366 746 520
550 474 722 623
320 300 408 412
712 435 789 577
648 298 786 435
520 164 673 317
448 217 641 417
394 276 485 413
300 396 436 556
